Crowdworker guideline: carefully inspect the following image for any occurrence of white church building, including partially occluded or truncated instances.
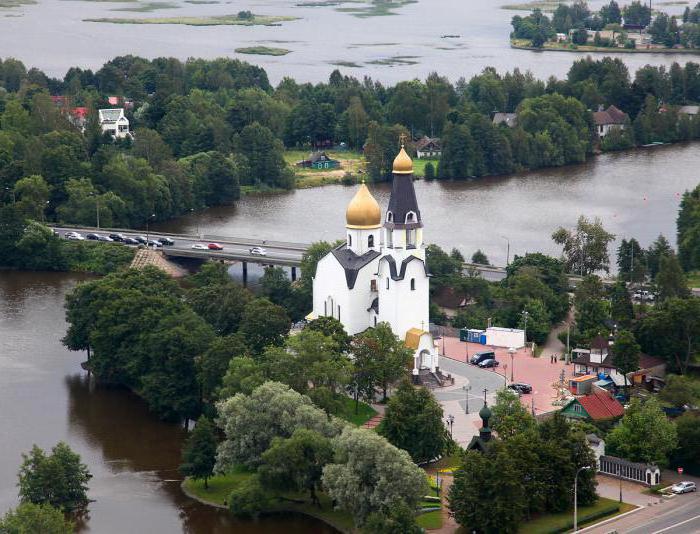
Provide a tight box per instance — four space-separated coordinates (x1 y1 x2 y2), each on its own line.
311 145 440 380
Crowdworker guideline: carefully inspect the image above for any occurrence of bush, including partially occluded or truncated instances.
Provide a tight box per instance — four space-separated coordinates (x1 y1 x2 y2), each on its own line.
624 39 636 49
228 475 272 518
424 162 435 180
548 503 619 533
0 503 72 534
341 172 355 185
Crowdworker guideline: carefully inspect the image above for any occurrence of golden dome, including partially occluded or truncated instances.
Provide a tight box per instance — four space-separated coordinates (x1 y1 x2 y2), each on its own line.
346 183 381 229
392 146 413 174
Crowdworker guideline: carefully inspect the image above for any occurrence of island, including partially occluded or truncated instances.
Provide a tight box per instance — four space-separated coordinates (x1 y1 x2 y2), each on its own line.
84 11 298 26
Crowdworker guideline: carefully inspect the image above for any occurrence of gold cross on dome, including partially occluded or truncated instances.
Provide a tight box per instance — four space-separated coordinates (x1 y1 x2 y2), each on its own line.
399 133 407 147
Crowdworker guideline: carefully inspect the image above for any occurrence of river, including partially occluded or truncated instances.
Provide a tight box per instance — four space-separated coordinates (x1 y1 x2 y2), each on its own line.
0 0 691 84
0 271 335 533
156 142 700 268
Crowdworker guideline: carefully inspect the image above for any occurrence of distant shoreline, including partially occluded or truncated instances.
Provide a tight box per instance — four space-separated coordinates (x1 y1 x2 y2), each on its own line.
510 39 700 55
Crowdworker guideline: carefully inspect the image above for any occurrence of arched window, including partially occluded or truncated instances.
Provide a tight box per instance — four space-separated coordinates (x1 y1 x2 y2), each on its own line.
406 212 414 222
368 235 374 248
348 234 352 247
410 278 416 291
387 212 393 222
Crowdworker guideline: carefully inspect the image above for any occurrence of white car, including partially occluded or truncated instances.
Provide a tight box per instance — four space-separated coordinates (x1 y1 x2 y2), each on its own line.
250 247 267 256
671 481 697 494
191 243 208 250
65 232 84 241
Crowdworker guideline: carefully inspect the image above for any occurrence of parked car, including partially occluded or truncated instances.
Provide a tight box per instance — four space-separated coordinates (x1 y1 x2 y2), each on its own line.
191 243 208 250
158 237 174 246
86 233 100 241
123 237 139 245
208 243 224 250
109 233 126 242
478 358 499 368
97 235 113 242
65 232 84 241
470 351 496 365
508 383 533 394
671 481 697 494
249 246 267 256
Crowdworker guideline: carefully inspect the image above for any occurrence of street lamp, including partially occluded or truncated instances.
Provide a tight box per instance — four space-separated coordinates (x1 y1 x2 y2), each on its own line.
462 383 471 414
146 213 155 246
4 187 16 204
446 414 454 439
500 235 510 266
521 310 529 346
574 465 591 532
508 347 516 382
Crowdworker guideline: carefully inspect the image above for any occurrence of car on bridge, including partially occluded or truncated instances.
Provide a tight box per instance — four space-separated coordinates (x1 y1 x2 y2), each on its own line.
191 243 208 250
146 240 162 248
64 232 85 241
123 237 139 245
86 233 100 241
208 243 224 250
109 233 126 242
134 235 148 244
158 237 174 246
249 247 267 256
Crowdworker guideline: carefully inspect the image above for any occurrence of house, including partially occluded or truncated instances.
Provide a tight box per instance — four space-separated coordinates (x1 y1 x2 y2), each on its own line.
98 108 130 139
69 107 89 131
107 96 135 110
679 105 700 117
296 151 339 170
593 105 629 138
415 137 441 159
569 374 597 395
561 387 625 422
492 112 517 128
50 95 69 109
572 336 666 387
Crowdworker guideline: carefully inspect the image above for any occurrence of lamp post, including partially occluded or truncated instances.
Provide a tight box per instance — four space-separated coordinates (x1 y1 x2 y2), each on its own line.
4 187 15 204
508 347 516 382
500 235 510 266
446 414 454 439
618 465 623 503
574 465 591 532
146 213 155 246
462 383 471 414
521 310 529 342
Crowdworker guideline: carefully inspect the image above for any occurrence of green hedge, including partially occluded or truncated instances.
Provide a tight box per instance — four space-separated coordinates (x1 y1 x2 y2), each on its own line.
547 503 620 534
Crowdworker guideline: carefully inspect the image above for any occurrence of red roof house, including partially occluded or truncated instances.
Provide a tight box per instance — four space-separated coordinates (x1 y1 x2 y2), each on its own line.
561 388 624 422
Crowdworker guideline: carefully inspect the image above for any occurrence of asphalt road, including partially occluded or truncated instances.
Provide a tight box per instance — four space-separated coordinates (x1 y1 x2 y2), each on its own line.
53 226 305 266
434 357 507 409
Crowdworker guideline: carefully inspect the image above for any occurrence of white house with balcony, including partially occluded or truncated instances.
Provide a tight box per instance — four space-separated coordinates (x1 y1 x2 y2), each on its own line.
98 108 130 139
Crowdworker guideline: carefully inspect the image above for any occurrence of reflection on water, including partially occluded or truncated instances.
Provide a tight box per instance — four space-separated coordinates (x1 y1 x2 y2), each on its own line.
156 143 700 267
0 272 335 534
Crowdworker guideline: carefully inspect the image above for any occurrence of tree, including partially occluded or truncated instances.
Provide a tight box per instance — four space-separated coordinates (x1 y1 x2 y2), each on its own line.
617 238 646 283
186 274 252 336
322 426 428 525
449 447 527 533
13 175 50 221
646 235 673 279
659 374 700 408
655 253 690 302
18 442 92 515
611 330 640 391
490 389 536 439
606 397 678 466
228 474 273 518
552 215 615 275
352 323 412 401
259 428 334 506
672 412 700 475
423 161 435 180
362 501 423 534
218 356 266 398
622 0 652 27
379 380 449 463
238 298 290 354
610 281 634 328
0 503 72 534
180 417 218 489
196 334 248 401
306 316 351 353
471 249 489 265
678 184 700 272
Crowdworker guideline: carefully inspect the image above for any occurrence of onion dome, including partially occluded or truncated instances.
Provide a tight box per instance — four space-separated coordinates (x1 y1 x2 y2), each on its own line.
479 403 492 422
346 183 381 229
392 146 413 175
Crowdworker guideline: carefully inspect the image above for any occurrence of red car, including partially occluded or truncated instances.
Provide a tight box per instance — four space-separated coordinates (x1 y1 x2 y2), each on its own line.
207 243 224 250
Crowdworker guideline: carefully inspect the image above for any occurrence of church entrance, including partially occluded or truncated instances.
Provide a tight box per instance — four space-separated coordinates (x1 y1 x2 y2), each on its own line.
419 349 432 370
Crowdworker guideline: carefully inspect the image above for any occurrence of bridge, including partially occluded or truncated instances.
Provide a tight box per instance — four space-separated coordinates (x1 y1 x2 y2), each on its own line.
51 225 596 288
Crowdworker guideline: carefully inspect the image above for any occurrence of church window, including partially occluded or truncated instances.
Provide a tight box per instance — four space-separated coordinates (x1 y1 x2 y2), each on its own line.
370 279 377 292
337 305 340 321
374 316 377 327
407 230 415 247
406 212 414 222
368 235 374 248
348 234 352 247
410 278 415 291
324 302 327 315
386 278 390 290
387 212 393 222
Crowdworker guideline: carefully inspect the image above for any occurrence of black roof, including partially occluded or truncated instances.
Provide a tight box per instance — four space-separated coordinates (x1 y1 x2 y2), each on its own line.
385 174 422 229
331 245 380 289
380 255 428 281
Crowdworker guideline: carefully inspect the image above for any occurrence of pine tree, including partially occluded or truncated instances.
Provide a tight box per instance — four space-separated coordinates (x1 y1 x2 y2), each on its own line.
180 417 218 489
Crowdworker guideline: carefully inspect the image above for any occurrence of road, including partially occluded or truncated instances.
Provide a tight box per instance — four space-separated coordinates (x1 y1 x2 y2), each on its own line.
52 226 305 268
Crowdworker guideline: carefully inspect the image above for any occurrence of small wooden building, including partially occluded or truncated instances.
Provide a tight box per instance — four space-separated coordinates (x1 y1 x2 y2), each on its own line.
296 152 340 170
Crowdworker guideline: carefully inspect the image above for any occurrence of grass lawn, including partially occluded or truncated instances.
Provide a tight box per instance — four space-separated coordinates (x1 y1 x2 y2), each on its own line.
519 497 636 533
416 510 442 529
687 271 700 288
183 467 253 506
412 158 438 177
336 395 377 426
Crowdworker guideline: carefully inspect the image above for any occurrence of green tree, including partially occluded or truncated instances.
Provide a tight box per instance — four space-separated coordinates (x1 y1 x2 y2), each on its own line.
672 412 700 475
362 501 423 534
0 503 72 534
423 161 435 180
646 235 673 279
259 428 334 506
606 397 677 466
617 238 646 283
471 249 489 265
659 374 700 408
228 474 273 518
611 330 640 391
352 323 412 401
552 215 615 275
677 184 700 271
218 356 266 398
306 316 352 353
196 334 249 402
180 417 218 489
490 389 536 440
239 298 290 354
13 175 50 221
655 253 690 302
322 426 428 525
18 442 91 515
235 122 294 189
610 281 634 328
379 380 449 463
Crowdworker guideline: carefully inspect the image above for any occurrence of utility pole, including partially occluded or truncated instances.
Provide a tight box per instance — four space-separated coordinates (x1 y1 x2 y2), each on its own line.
574 466 591 532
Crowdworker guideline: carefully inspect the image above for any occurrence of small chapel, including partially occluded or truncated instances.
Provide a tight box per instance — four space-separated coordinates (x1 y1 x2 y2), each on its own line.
311 144 440 381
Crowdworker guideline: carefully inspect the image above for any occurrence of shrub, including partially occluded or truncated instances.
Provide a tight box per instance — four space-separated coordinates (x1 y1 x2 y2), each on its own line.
228 475 272 518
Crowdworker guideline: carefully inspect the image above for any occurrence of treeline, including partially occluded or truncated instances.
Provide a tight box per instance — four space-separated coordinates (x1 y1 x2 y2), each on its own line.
2 55 700 227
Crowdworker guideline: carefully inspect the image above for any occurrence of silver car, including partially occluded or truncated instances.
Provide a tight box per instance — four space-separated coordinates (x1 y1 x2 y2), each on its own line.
671 481 697 494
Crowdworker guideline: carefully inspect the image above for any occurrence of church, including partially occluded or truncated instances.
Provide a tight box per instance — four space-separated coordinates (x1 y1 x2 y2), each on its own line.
311 144 440 380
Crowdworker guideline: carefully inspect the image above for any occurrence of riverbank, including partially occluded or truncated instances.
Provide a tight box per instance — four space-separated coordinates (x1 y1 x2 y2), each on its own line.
511 39 700 55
